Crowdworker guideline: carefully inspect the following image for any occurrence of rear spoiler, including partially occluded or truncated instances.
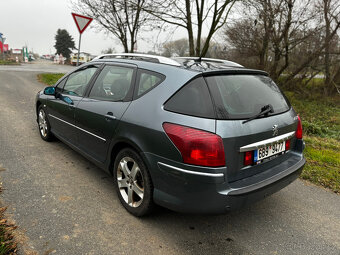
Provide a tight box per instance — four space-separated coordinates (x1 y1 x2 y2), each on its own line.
202 69 269 77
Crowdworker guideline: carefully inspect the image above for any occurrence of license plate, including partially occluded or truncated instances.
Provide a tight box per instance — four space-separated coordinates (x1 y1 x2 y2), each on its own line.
254 141 285 162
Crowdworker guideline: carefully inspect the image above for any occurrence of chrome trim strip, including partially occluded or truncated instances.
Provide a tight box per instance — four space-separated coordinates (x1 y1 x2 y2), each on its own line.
158 162 224 178
49 114 106 142
239 131 295 152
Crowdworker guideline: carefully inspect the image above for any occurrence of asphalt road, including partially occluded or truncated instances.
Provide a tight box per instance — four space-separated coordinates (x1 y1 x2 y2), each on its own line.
0 61 339 255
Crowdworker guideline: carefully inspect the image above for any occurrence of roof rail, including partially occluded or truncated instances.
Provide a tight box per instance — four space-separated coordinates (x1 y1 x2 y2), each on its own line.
92 53 181 66
174 57 243 67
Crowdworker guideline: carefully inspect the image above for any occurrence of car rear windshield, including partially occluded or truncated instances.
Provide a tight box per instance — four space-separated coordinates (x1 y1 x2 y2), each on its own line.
205 74 290 119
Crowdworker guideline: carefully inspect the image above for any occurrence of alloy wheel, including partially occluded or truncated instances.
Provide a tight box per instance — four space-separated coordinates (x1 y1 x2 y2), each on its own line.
38 109 48 138
116 157 144 207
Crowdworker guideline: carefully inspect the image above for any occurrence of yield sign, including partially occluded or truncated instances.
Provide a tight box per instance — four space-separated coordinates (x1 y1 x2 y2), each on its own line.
71 13 93 34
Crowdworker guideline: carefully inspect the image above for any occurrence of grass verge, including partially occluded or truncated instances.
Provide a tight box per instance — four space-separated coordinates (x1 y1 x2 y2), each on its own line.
0 60 20 66
0 180 17 254
37 73 64 86
285 92 340 193
301 136 340 193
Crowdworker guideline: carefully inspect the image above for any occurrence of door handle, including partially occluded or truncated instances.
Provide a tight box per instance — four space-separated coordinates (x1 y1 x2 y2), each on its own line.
105 112 116 121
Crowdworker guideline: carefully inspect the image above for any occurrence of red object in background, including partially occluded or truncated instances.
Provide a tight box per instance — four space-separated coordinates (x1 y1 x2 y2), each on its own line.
0 42 9 53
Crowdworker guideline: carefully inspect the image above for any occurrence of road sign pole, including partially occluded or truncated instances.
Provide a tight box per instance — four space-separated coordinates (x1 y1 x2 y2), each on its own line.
77 33 82 66
71 13 93 66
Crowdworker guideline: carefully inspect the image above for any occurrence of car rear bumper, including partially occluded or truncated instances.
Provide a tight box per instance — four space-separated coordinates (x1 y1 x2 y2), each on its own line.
143 149 305 214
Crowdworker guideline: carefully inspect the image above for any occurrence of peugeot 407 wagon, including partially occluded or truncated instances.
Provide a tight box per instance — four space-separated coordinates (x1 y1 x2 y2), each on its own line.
35 53 305 216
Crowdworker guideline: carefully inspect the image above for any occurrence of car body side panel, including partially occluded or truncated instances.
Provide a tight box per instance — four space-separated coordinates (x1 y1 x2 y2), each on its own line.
45 94 82 146
75 98 131 163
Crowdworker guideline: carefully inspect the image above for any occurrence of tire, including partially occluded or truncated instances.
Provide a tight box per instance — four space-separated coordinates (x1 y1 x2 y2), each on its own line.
37 105 54 141
113 148 154 217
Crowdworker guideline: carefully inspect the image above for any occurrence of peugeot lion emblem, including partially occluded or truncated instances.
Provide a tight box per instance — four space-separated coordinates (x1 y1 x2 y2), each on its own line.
272 124 279 136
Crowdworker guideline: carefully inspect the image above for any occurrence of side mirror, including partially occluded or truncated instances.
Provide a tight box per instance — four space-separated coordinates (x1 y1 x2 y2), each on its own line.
44 86 55 95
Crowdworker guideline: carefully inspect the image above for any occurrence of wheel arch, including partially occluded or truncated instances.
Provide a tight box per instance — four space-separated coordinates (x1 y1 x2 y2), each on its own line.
108 139 147 175
36 100 42 121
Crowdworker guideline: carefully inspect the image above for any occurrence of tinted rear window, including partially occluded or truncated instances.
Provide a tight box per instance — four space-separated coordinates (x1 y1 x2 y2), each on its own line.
205 74 290 119
164 77 215 118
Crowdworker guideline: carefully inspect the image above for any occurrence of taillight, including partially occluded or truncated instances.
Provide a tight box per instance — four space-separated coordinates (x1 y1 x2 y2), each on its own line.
285 139 290 151
244 151 253 166
162 123 225 167
296 115 303 139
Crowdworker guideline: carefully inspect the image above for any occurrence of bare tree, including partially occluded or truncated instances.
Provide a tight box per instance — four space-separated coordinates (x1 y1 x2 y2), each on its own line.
162 38 189 57
319 0 340 95
74 0 150 53
101 47 116 54
146 0 237 57
224 0 340 93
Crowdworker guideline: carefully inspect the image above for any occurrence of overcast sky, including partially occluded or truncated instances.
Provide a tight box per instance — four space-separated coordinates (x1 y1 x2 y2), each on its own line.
0 0 182 56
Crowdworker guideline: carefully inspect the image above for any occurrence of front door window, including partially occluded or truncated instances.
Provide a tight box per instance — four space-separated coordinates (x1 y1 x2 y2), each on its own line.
63 66 98 97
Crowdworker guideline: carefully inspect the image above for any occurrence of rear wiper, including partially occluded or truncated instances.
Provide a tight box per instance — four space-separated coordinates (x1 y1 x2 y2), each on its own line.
242 104 273 124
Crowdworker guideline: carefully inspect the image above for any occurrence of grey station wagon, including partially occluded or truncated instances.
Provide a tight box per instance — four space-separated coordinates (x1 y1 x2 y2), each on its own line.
35 53 305 216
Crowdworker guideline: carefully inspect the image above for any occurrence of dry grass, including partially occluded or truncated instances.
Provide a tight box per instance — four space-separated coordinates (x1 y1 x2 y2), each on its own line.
0 168 17 255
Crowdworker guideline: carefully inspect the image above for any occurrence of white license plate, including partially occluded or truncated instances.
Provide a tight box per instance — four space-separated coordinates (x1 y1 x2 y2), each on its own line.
255 141 285 162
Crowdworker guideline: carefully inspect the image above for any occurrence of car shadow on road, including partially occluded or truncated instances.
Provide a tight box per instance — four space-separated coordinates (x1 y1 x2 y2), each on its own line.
140 198 284 254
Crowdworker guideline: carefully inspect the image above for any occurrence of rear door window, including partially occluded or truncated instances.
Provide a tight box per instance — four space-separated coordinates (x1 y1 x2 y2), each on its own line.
164 76 215 118
205 74 290 119
135 69 165 97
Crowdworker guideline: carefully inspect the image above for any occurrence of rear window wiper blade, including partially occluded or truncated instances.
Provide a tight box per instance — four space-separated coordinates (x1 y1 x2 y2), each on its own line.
242 104 274 124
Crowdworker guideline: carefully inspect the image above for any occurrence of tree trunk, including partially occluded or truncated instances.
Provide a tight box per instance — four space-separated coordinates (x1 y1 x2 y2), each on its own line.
195 0 204 56
130 40 135 53
270 47 281 81
122 37 129 53
185 0 195 56
200 32 214 57
130 31 135 53
323 0 331 96
259 0 270 70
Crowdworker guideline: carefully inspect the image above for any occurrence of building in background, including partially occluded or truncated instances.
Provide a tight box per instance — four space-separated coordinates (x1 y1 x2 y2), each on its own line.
70 52 94 66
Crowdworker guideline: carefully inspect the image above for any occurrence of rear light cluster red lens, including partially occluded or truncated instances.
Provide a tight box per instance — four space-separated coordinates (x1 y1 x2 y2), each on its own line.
296 115 303 139
244 151 253 166
163 123 225 167
285 139 291 151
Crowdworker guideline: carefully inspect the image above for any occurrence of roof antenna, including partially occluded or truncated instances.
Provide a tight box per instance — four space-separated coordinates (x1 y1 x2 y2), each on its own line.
194 56 202 63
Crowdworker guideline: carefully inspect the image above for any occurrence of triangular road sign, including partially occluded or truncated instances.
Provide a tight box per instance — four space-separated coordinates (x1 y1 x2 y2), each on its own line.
71 13 93 34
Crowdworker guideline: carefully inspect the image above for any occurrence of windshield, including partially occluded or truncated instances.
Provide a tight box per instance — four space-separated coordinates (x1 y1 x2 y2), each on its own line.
205 74 290 119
